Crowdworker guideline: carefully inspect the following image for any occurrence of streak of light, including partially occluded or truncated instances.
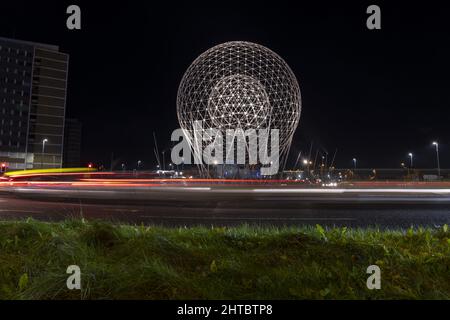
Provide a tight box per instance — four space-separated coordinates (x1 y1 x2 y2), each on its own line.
252 188 450 194
4 167 97 177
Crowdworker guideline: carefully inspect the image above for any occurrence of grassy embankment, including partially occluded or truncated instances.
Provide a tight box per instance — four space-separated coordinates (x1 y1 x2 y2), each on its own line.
0 219 449 299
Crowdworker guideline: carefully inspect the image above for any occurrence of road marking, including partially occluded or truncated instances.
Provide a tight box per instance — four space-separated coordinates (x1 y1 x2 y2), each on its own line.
140 215 355 221
111 209 140 213
0 209 44 214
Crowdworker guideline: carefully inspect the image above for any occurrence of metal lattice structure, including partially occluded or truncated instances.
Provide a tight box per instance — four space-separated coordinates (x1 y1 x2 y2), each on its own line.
177 41 301 175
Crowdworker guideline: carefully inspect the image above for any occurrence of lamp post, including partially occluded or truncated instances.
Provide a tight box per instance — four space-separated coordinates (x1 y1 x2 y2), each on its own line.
408 153 413 168
41 139 48 168
352 158 357 170
212 159 219 178
302 159 309 178
162 151 166 171
137 160 142 171
432 142 441 178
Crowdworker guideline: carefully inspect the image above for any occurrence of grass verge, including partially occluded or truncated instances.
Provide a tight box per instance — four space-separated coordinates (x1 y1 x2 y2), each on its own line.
0 219 449 299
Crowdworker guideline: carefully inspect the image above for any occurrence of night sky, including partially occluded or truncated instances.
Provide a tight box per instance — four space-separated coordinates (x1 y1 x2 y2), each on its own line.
1 1 449 169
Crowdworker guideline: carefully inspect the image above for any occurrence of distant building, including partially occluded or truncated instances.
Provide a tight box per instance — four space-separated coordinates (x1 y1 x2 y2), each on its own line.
63 118 82 167
0 37 69 170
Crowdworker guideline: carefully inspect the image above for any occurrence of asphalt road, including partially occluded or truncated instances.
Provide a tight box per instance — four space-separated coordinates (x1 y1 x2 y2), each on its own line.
1 186 450 228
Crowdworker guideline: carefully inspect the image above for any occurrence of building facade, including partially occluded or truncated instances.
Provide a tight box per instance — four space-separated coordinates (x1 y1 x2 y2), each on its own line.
0 37 69 170
63 118 82 168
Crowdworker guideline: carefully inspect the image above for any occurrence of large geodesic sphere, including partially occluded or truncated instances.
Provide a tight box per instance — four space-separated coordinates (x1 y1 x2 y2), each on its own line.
177 41 301 160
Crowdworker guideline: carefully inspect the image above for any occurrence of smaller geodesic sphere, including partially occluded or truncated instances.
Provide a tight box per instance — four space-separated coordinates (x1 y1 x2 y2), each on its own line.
207 74 271 131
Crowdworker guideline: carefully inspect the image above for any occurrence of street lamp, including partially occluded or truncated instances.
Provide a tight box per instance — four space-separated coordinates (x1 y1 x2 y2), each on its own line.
352 158 357 169
432 142 441 178
41 139 48 168
137 160 142 171
408 153 413 168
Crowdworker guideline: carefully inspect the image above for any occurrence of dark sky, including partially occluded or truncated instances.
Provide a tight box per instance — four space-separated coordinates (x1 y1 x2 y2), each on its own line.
1 1 449 169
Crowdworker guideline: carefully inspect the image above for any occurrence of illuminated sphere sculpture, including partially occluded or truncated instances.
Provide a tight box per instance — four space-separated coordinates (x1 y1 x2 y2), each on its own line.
177 41 301 171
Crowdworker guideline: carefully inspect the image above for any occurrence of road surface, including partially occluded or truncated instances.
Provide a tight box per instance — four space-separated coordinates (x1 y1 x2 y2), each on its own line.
1 185 450 228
